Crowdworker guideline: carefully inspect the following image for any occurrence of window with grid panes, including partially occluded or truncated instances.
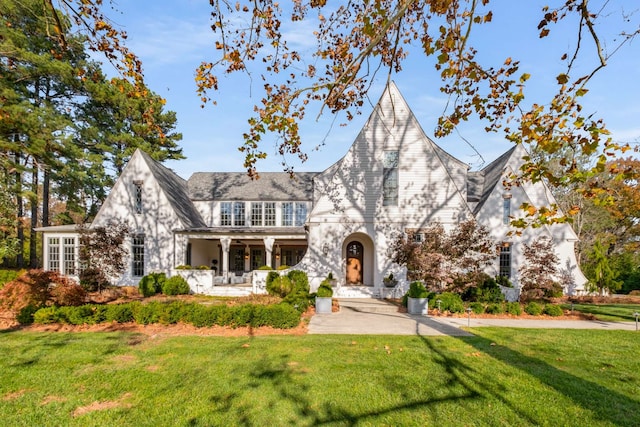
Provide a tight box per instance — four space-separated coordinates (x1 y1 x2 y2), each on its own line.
132 235 145 277
220 202 232 226
294 203 307 226
251 202 263 226
282 202 293 226
264 202 276 226
383 151 399 206
63 237 76 275
499 243 511 278
134 181 143 214
233 202 246 226
48 237 60 271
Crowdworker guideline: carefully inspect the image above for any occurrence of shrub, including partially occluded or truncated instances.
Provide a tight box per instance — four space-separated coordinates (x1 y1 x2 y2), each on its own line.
0 269 26 287
0 269 73 315
258 265 273 270
186 304 216 327
92 305 108 323
406 281 428 299
462 276 505 303
175 265 192 270
495 275 512 288
469 302 485 314
543 304 564 317
506 302 523 316
138 272 166 297
525 301 543 316
316 280 333 298
79 267 110 292
282 292 311 312
50 282 87 307
57 305 96 325
267 276 292 297
162 276 191 296
287 270 309 295
131 301 163 324
16 304 38 325
433 292 465 313
155 301 189 325
485 303 505 314
33 306 60 324
105 303 134 323
277 265 290 270
544 283 564 299
251 304 300 329
230 304 255 327
265 271 280 294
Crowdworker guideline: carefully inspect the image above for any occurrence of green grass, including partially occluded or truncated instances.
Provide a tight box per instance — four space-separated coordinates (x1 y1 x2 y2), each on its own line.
0 329 638 426
561 303 640 321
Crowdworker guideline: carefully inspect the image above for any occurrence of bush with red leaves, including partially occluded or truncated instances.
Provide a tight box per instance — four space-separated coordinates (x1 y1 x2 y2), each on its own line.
0 269 85 315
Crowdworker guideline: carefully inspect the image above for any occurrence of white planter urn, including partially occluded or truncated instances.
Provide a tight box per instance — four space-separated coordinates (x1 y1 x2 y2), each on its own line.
407 297 428 315
315 297 333 314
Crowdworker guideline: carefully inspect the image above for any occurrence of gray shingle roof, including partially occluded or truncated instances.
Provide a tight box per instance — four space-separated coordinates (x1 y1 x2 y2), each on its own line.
138 150 207 229
468 147 516 214
188 172 317 201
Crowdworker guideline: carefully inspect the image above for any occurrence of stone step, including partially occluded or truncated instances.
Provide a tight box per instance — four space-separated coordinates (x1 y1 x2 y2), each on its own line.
338 298 402 314
199 286 254 297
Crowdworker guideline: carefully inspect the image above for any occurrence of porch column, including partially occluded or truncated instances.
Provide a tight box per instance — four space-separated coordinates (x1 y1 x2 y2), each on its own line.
263 237 275 268
220 237 231 283
244 245 251 271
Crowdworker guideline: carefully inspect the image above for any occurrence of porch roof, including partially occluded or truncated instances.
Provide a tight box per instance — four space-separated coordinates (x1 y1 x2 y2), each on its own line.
175 226 307 238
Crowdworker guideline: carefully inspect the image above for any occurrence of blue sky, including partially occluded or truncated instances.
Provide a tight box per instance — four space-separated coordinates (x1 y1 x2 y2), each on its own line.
104 1 639 179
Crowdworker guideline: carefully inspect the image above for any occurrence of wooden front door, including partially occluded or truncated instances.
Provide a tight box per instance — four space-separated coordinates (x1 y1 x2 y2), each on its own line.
346 241 363 285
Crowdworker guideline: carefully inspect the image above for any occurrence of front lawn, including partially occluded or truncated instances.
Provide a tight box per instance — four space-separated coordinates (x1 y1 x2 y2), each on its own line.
0 329 638 426
561 302 640 322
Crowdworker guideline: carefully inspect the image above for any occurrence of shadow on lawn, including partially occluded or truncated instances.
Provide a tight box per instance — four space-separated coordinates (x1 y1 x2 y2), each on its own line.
199 349 483 426
457 330 640 426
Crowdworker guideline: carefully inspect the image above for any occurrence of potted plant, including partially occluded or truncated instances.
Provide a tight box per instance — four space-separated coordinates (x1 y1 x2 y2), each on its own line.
315 278 334 314
383 273 397 288
406 281 428 315
326 272 337 287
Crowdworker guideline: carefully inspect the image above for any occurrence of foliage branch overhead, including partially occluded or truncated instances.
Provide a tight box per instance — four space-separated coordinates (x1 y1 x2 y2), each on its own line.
44 1 639 224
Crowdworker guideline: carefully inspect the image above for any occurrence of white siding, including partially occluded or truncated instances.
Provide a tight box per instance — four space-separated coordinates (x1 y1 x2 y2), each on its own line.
91 150 183 285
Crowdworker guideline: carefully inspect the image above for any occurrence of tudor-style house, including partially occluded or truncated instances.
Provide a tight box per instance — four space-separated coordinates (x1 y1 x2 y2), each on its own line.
37 82 587 298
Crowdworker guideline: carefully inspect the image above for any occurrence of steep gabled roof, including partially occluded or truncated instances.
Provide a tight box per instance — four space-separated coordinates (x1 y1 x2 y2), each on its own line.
138 150 207 229
188 172 317 201
468 146 516 214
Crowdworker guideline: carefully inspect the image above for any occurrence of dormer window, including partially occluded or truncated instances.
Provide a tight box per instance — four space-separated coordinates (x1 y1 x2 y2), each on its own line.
133 181 143 214
383 151 399 206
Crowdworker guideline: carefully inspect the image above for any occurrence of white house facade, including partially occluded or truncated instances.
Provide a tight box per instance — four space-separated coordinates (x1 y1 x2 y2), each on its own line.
38 82 587 298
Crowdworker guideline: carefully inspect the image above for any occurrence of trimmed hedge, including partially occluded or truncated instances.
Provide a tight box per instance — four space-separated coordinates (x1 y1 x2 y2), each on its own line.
30 300 301 329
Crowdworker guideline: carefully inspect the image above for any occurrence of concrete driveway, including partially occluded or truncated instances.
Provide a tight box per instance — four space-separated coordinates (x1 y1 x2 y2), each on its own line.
307 299 638 335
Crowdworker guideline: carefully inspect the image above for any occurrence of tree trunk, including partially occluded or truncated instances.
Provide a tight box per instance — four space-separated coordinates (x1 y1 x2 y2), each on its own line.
15 151 24 268
43 168 50 227
29 161 39 268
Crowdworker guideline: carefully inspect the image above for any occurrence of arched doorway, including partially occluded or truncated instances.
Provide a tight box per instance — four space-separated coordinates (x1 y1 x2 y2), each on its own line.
346 241 363 285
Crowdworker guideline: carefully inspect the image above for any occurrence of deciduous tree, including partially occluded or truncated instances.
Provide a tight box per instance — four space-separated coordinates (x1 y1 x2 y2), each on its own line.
518 237 562 301
78 222 129 291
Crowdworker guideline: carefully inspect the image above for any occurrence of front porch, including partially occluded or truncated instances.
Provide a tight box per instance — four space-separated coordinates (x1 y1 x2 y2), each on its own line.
172 228 307 296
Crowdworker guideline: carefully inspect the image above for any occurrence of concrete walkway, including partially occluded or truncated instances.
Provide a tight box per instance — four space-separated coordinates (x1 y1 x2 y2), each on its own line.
307 299 638 335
